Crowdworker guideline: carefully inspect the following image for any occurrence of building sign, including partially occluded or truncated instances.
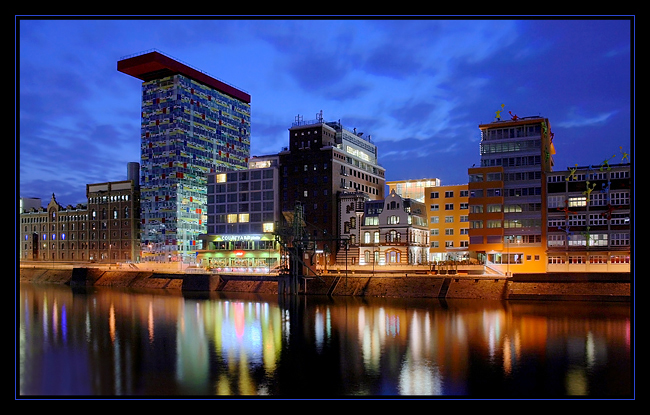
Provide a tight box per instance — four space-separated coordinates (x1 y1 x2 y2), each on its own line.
215 234 264 241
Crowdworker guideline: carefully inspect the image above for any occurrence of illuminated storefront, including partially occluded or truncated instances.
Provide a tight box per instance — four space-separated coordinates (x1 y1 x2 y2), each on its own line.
197 234 281 272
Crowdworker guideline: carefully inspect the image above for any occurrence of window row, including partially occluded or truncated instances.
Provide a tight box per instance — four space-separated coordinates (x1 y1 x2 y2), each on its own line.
429 190 469 198
548 254 630 264
430 203 469 211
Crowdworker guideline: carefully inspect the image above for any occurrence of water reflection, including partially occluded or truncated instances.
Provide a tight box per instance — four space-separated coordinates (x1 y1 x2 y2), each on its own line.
18 284 632 397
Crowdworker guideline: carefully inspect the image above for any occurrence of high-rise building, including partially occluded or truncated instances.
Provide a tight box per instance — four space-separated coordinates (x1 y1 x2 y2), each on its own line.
468 115 555 274
118 51 251 262
279 112 385 266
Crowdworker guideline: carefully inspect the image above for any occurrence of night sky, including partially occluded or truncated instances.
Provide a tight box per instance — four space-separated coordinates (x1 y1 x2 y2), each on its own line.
17 16 633 205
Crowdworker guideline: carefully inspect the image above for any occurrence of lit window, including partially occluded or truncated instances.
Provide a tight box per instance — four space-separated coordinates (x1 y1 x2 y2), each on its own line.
227 214 238 223
263 223 274 233
568 196 587 207
216 174 227 183
239 213 249 222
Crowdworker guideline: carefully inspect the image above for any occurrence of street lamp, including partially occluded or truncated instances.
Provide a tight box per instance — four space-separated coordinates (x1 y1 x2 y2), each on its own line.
372 245 379 277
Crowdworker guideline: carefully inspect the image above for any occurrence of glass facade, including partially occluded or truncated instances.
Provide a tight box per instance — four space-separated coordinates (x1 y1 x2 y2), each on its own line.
140 74 251 262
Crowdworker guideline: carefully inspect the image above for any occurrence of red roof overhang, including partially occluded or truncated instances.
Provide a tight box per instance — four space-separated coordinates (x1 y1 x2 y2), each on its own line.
117 51 250 104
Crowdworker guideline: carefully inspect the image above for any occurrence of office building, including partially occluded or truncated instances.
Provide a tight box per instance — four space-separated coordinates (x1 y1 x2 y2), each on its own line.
118 50 251 263
468 115 555 274
425 183 470 262
198 155 282 271
279 112 385 266
546 163 631 272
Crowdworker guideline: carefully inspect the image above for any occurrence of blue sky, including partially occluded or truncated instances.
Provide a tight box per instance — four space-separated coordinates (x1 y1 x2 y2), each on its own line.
17 17 633 205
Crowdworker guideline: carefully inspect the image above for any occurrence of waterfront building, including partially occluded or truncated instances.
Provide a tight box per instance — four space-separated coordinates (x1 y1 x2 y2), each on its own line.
279 112 385 266
468 115 555 275
19 177 140 263
197 155 282 271
546 163 631 272
425 183 470 262
118 50 251 263
336 191 370 265
356 190 429 266
387 178 441 202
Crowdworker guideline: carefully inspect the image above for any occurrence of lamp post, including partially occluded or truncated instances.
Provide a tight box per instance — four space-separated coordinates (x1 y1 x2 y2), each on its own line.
505 236 510 277
372 245 379 277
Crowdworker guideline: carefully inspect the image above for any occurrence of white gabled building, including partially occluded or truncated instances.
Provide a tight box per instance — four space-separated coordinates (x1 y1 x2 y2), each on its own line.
338 189 429 266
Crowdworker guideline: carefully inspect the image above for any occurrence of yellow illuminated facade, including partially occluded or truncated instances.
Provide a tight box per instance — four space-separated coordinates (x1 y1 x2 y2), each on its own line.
425 184 470 262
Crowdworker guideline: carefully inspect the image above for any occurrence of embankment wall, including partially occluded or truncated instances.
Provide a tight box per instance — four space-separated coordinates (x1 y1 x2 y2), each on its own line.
18 267 631 301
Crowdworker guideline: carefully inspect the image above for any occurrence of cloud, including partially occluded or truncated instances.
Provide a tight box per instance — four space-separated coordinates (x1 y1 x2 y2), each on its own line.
17 18 632 205
556 108 618 129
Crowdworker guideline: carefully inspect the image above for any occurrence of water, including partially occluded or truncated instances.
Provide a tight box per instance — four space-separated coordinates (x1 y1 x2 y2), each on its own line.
18 283 633 398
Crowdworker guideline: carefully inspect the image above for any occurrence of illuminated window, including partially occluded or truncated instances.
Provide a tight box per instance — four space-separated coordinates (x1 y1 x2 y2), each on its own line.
227 214 238 223
568 196 587 207
216 173 227 183
263 222 274 233
239 213 250 222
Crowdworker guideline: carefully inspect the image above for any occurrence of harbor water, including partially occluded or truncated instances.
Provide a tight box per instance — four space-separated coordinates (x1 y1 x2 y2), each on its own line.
18 282 632 398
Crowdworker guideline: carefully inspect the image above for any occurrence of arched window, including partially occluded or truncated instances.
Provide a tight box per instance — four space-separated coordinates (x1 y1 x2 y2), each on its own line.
386 251 400 264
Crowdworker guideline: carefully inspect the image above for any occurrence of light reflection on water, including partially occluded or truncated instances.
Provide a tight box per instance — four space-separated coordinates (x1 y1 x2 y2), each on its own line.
18 283 632 398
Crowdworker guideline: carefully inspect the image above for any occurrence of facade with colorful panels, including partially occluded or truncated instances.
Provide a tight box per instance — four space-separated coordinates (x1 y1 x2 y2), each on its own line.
118 51 251 263
546 163 631 272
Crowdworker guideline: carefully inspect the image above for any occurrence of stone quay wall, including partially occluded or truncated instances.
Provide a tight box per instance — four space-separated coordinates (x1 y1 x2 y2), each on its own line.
19 266 630 301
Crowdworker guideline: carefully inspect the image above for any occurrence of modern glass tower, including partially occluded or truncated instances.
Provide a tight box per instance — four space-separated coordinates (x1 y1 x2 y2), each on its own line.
118 51 251 262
